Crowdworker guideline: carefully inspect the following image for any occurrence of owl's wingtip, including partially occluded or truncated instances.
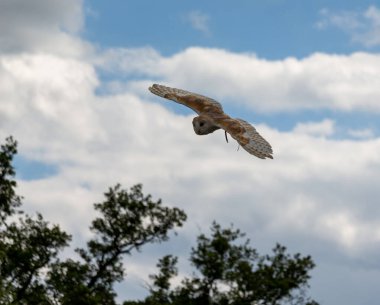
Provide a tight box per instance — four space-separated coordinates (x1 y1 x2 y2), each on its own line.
148 84 159 94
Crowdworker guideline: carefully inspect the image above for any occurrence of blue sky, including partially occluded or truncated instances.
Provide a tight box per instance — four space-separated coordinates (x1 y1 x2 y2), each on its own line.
84 0 379 58
1 1 380 305
84 0 380 138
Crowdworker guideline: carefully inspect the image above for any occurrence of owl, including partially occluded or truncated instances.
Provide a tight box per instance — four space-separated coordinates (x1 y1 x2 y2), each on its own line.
149 84 273 159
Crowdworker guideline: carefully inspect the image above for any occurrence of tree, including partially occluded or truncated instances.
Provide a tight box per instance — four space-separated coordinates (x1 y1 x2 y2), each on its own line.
0 136 22 220
139 222 318 305
0 137 71 305
147 255 178 304
0 137 187 304
47 184 187 305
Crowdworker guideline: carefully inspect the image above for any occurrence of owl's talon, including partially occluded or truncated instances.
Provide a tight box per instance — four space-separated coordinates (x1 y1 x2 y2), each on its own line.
225 131 229 143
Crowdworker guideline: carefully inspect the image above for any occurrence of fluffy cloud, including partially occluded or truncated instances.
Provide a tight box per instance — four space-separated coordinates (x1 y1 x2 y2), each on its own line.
0 0 89 56
97 47 380 112
4 51 379 257
293 119 335 137
0 53 100 161
348 128 375 139
316 5 380 47
1 1 380 304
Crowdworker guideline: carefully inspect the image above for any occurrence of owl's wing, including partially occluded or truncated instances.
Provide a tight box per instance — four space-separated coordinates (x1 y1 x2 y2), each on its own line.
216 117 273 159
149 84 223 114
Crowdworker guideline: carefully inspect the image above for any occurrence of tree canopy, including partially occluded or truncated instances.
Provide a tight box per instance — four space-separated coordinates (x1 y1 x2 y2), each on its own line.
126 222 318 305
0 137 318 305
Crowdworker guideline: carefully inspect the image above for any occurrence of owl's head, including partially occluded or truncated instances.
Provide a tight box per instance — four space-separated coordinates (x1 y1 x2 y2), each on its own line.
192 115 220 135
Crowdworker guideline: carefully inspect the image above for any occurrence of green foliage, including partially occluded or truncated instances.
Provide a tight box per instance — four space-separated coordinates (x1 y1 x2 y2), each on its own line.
147 255 178 304
0 136 21 220
0 137 71 305
140 222 318 305
0 214 70 305
48 184 187 304
0 137 187 304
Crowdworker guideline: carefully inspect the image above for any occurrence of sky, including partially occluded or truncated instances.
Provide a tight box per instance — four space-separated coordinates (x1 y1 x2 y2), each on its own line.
1 0 380 304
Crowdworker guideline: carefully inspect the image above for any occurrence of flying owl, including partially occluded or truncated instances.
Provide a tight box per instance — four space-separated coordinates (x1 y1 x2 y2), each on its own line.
149 84 273 159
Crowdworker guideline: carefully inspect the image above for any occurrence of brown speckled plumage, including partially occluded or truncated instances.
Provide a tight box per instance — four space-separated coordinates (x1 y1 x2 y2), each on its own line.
149 84 273 159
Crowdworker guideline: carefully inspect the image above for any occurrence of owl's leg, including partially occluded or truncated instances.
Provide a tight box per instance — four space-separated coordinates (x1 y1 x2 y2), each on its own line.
225 131 229 143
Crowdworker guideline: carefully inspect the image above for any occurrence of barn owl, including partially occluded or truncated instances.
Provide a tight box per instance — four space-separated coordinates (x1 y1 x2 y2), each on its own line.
149 84 273 159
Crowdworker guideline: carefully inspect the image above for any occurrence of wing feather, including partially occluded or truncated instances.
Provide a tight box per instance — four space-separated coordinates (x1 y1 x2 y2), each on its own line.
213 116 273 159
235 119 273 159
148 84 273 159
149 84 223 114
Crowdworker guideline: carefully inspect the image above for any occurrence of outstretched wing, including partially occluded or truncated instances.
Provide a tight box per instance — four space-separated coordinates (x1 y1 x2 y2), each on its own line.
149 84 223 114
149 84 273 159
215 117 273 159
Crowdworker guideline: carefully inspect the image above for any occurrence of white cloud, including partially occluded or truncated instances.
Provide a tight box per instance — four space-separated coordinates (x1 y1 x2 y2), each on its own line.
94 47 162 76
4 54 380 257
0 0 89 56
0 53 100 162
2 44 378 250
347 128 375 139
97 47 380 113
360 6 380 47
316 8 362 30
185 10 211 35
1 2 380 304
316 6 380 47
293 119 335 137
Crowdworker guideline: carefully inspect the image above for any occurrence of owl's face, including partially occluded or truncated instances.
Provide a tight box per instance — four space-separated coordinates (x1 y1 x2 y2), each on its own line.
192 115 220 135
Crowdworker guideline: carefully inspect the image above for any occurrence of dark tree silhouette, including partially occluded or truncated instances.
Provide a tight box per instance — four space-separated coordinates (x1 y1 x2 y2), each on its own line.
48 184 187 305
128 222 318 305
0 137 186 305
0 137 70 305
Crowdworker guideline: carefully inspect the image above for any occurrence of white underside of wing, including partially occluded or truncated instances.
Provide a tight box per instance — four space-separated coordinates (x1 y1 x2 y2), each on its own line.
237 119 273 159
